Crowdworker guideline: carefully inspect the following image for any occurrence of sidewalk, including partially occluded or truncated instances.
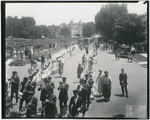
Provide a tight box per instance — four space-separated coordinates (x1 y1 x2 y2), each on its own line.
132 53 147 68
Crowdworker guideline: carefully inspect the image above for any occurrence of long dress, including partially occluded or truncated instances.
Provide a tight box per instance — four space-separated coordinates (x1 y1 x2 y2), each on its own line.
102 76 111 99
97 74 104 94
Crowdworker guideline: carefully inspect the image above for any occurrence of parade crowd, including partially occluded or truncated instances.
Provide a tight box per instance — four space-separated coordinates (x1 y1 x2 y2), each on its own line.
5 43 129 118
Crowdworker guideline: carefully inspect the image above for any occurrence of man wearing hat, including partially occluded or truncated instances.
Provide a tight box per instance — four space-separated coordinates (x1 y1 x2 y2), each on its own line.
58 77 69 114
77 63 84 79
119 69 128 98
10 71 20 103
45 89 57 118
69 90 84 118
41 54 46 70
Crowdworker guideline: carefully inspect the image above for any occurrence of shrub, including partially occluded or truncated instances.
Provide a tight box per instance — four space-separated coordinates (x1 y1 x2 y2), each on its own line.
9 59 30 66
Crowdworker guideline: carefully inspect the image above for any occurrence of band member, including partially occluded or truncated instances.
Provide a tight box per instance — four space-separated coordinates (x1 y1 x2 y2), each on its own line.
69 90 84 118
19 79 34 111
10 71 20 103
45 89 57 118
77 79 87 116
20 77 28 93
45 76 55 93
119 69 128 98
41 54 46 69
26 92 38 117
38 83 48 116
102 71 112 102
58 77 69 114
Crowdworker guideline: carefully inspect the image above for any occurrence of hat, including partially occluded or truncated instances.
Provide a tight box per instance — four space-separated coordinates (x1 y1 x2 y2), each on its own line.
73 89 79 94
47 76 51 80
104 71 108 74
12 71 17 74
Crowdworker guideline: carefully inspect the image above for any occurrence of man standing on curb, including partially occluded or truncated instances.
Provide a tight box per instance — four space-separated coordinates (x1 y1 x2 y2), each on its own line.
119 69 128 98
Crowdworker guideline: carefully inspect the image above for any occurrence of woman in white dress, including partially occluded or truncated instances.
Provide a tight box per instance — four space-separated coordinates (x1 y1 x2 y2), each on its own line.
96 70 103 95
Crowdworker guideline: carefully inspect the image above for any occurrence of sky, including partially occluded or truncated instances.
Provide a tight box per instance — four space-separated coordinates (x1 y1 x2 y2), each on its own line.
6 2 147 26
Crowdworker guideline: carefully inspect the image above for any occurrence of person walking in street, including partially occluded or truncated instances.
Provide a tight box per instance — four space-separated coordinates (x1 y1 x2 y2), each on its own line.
96 69 104 96
26 92 38 118
127 52 132 63
69 90 84 118
102 71 112 102
82 54 87 67
10 71 20 103
41 54 46 70
85 45 89 55
38 83 48 116
45 76 55 93
58 61 64 78
77 63 84 79
77 79 87 116
58 77 69 114
119 69 128 98
115 50 118 60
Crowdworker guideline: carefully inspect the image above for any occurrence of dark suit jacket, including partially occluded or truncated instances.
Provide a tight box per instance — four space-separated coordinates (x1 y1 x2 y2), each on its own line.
58 83 69 101
119 73 127 86
69 96 84 117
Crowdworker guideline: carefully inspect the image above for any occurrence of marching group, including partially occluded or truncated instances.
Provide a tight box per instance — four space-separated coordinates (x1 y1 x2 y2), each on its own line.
5 44 129 118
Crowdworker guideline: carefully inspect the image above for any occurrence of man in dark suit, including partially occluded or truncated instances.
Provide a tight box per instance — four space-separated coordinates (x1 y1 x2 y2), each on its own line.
26 91 38 117
45 76 55 93
38 83 48 116
10 71 20 103
119 69 128 98
58 77 69 114
69 90 84 118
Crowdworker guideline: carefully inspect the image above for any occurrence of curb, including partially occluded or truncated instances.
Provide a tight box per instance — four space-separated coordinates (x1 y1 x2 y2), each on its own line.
132 57 147 68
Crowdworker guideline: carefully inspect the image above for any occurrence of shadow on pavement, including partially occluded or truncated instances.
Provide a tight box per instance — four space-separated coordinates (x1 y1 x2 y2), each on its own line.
96 98 106 103
94 94 103 98
114 94 125 97
111 114 125 118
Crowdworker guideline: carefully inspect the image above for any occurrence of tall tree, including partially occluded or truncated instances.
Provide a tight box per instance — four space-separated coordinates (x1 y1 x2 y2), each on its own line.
83 22 95 37
59 25 71 38
113 13 146 45
95 3 128 40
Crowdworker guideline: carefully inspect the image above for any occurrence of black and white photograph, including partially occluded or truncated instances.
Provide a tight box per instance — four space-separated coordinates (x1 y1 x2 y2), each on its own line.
2 1 148 119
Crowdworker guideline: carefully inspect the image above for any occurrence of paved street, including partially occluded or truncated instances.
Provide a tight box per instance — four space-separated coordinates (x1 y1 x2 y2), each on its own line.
6 48 147 118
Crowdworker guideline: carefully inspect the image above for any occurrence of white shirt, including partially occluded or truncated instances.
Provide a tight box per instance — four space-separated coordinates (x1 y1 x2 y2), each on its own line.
74 95 78 105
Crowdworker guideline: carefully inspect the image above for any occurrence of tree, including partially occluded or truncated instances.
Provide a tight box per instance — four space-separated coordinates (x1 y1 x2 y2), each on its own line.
95 3 128 40
6 16 19 37
83 22 95 37
113 13 146 45
6 16 36 38
48 25 58 38
59 25 71 38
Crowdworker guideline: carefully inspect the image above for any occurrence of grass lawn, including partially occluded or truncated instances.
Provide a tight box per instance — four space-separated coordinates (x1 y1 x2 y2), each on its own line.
132 54 147 62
